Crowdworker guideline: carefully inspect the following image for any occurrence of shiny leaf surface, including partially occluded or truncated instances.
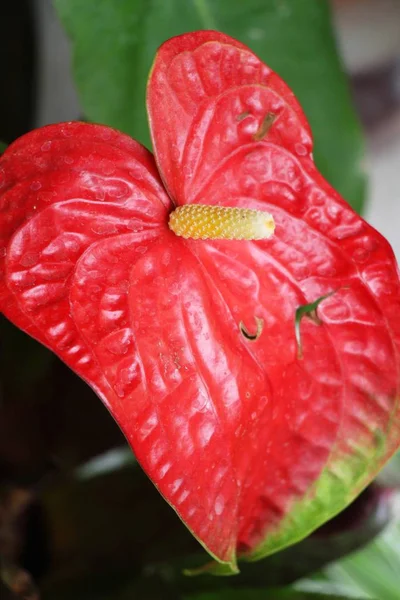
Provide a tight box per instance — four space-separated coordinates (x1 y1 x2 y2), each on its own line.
0 33 399 571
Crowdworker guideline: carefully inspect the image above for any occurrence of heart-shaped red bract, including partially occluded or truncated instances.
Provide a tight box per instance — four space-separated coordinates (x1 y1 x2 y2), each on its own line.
1 31 399 571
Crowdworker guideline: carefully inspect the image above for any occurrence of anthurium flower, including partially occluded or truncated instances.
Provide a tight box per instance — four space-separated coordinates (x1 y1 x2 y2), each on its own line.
0 31 399 573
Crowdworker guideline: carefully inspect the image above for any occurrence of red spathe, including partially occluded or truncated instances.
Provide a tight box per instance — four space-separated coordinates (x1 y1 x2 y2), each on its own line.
0 31 399 567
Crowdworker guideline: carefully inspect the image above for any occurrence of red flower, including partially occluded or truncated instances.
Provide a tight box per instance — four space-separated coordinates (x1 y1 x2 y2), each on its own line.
1 31 399 572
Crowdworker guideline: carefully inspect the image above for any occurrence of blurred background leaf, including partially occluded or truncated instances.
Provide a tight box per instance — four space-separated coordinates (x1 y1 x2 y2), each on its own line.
185 589 372 600
37 452 393 598
375 449 400 487
54 0 366 212
317 519 400 600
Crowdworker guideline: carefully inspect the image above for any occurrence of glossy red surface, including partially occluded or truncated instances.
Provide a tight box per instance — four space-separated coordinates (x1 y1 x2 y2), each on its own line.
1 32 399 566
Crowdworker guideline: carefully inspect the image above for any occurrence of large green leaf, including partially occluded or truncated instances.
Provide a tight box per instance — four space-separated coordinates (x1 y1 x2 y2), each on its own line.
322 523 400 600
186 589 370 600
0 141 7 154
54 0 365 212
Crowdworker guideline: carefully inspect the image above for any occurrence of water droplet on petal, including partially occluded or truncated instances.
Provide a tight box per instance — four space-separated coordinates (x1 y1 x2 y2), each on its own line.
41 141 52 151
295 143 307 156
214 495 225 515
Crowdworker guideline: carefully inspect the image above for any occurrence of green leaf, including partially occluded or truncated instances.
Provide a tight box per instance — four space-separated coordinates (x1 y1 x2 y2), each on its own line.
294 291 337 359
185 588 370 600
54 0 366 212
322 523 400 600
0 142 7 154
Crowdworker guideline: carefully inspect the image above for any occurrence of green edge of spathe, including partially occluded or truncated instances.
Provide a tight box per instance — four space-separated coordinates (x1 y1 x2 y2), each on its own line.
246 429 388 562
195 413 396 576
